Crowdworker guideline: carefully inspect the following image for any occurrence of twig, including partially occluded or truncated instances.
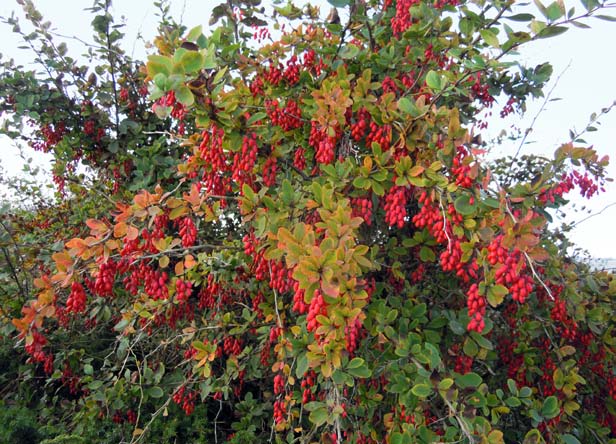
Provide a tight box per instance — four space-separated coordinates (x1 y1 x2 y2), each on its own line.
268 262 283 330
510 62 572 164
569 201 616 229
214 398 223 444
437 192 453 252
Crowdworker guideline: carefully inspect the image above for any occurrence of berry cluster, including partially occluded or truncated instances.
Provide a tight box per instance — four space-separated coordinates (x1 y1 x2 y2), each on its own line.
94 260 117 297
384 185 407 228
488 235 534 303
144 268 169 300
266 99 303 131
269 260 293 294
66 281 87 313
350 108 370 142
172 385 197 415
306 291 326 335
351 197 373 226
223 336 242 356
274 373 285 395
365 122 392 151
345 317 362 354
451 146 474 188
262 156 278 187
390 0 419 35
466 283 486 332
273 399 287 424
175 279 192 303
309 122 338 165
232 133 258 187
412 192 450 243
292 282 308 314
470 73 494 107
538 175 574 204
179 217 197 247
301 370 316 403
293 147 306 171
33 122 67 153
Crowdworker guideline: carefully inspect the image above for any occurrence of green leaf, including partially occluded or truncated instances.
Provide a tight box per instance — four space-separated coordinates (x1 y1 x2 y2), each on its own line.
347 357 365 369
309 406 329 426
347 361 372 378
411 383 432 398
507 379 518 395
296 353 309 379
83 364 94 375
541 395 559 418
561 434 581 444
505 396 522 407
480 29 500 47
505 13 535 21
438 378 454 390
147 55 173 77
455 372 482 388
398 97 421 117
580 0 600 11
179 51 204 73
327 0 351 6
88 380 103 390
487 284 508 307
545 1 565 21
425 71 441 90
186 25 203 42
203 45 218 69
596 14 616 21
147 386 164 398
470 331 493 350
454 194 476 216
537 25 568 38
247 112 267 125
463 337 478 357
339 44 360 59
175 86 194 106
419 246 436 262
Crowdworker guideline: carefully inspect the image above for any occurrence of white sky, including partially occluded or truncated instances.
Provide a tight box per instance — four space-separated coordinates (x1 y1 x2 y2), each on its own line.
0 0 615 258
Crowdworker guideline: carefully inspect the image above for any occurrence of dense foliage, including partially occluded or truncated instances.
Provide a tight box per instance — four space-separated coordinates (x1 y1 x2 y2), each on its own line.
1 0 616 443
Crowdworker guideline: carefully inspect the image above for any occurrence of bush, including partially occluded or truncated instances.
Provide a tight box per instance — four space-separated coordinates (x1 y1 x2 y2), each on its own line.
2 0 616 443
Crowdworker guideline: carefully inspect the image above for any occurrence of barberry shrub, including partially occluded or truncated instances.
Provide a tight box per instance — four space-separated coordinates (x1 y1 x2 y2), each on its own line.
3 0 616 443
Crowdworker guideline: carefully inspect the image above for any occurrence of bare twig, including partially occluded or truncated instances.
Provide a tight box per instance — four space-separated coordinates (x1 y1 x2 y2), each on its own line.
510 62 572 164
569 201 616 229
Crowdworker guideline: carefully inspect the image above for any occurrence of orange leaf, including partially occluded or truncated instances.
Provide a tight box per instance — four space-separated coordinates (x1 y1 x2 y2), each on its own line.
113 202 133 222
86 219 109 237
53 252 73 273
39 305 56 318
51 272 68 284
126 225 139 241
66 238 88 256
114 222 128 238
184 254 197 269
175 261 185 276
33 276 52 289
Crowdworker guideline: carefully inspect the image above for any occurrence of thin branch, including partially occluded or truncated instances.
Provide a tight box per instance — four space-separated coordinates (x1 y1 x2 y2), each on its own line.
510 62 571 164
569 201 616 229
103 0 121 134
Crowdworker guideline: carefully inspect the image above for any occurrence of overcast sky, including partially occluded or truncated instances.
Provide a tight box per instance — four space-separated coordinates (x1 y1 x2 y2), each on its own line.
1 0 615 258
